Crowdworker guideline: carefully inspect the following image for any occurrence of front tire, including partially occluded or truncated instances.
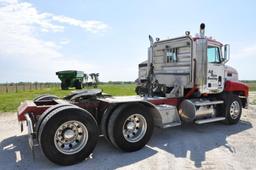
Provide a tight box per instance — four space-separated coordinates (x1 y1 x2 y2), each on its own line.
107 103 154 152
39 106 99 165
217 93 242 124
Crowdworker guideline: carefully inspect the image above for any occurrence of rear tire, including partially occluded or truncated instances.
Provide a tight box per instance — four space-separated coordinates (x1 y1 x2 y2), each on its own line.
39 106 99 165
107 103 154 152
100 105 117 143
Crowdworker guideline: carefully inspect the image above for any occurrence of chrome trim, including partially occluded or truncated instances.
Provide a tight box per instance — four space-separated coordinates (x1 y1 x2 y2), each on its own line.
54 120 88 155
193 100 224 106
195 117 225 124
230 101 240 119
122 114 147 143
155 104 181 128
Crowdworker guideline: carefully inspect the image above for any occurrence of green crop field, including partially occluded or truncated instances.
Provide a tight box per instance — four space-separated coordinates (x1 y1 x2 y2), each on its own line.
0 84 136 112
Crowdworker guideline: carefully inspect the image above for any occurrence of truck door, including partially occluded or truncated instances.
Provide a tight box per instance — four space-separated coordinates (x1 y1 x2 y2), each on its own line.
206 46 225 93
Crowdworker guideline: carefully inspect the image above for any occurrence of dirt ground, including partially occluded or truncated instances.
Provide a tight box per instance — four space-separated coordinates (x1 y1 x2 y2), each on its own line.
1 94 256 170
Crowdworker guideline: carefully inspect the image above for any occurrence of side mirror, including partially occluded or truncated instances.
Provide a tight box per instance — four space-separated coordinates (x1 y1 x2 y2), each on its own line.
223 44 230 63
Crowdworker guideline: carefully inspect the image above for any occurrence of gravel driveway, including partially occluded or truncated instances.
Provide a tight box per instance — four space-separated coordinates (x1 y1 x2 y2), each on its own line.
1 106 256 170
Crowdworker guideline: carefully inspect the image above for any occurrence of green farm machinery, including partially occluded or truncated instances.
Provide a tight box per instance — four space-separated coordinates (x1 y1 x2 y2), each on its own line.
56 70 85 90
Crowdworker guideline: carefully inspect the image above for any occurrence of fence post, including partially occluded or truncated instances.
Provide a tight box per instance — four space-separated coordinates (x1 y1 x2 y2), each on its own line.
5 83 8 93
30 83 32 91
15 83 18 93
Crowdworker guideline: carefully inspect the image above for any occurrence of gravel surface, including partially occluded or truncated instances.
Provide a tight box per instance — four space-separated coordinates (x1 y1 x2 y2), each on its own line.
1 104 256 170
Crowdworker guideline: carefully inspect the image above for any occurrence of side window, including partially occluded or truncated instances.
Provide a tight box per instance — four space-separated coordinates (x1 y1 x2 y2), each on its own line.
166 48 177 63
207 46 221 63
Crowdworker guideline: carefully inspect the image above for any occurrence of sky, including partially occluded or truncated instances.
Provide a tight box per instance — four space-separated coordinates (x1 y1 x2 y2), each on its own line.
0 0 256 82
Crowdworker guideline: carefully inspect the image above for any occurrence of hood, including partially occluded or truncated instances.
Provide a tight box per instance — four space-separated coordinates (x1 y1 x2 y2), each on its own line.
225 65 238 81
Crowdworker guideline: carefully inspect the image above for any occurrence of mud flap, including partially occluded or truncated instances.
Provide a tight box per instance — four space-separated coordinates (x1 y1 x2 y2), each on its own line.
20 121 23 132
25 114 38 160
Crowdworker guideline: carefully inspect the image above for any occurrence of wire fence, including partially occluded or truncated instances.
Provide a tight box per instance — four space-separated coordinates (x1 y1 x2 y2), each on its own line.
0 83 60 94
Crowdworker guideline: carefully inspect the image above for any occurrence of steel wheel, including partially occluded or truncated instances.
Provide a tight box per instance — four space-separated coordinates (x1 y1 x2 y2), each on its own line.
54 120 88 155
39 106 99 165
219 93 242 125
107 103 154 152
122 114 147 143
230 101 240 120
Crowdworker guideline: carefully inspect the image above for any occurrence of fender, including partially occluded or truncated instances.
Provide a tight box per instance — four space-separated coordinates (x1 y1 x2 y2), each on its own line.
35 104 73 136
100 103 119 142
224 80 249 96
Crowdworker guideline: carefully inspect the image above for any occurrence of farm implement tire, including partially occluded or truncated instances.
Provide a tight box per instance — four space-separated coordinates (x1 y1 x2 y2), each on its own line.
75 80 82 89
61 83 68 90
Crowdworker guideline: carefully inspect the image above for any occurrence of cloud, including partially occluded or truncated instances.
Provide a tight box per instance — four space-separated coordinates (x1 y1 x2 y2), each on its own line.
0 1 64 33
52 16 109 33
59 39 70 45
0 0 109 33
0 0 105 82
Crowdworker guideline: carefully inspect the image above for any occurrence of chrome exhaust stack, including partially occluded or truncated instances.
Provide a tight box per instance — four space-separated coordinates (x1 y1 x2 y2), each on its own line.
200 23 205 37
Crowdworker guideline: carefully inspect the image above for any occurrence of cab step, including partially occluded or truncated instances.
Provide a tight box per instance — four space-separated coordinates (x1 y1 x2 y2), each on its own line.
195 117 225 124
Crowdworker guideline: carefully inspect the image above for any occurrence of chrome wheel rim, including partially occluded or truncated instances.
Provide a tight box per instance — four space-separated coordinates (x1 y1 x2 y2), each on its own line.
122 114 147 143
230 101 240 119
54 120 88 155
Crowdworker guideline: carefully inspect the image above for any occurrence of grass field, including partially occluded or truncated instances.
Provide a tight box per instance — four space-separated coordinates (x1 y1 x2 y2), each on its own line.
0 82 255 113
245 82 256 91
0 84 136 112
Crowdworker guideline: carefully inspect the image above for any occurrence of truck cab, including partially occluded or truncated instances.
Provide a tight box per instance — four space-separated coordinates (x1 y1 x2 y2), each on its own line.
200 39 226 94
136 24 247 100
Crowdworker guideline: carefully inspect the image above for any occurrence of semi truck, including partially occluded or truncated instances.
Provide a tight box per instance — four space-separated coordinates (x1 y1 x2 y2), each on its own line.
17 23 249 165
